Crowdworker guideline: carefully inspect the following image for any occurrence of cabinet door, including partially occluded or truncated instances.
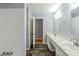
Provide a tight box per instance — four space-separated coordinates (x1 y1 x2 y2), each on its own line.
56 47 68 56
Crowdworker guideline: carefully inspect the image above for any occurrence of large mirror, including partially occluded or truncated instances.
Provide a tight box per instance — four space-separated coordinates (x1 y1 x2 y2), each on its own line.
71 3 79 35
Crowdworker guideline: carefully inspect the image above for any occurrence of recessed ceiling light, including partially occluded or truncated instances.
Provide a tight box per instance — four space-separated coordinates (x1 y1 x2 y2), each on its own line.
55 10 62 19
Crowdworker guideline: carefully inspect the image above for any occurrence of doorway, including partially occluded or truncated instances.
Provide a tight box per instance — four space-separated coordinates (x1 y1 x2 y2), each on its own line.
35 18 43 44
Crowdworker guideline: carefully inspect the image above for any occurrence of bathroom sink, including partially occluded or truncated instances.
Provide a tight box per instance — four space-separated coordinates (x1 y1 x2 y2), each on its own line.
61 43 79 53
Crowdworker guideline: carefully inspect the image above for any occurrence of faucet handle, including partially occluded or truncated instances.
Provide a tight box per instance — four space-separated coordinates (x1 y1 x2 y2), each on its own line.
71 38 79 47
71 38 77 43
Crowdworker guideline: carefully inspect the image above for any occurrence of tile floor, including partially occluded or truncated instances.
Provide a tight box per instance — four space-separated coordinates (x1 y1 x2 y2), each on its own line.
26 44 56 56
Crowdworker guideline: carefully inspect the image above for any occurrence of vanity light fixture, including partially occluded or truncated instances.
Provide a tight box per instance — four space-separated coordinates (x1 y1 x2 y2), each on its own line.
55 10 62 19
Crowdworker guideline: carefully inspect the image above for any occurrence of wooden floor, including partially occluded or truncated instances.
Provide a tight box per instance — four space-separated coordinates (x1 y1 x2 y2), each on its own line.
26 38 56 56
35 38 43 44
26 44 56 56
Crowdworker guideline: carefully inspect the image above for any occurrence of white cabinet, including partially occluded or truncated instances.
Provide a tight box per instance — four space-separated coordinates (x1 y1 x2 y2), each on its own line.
47 36 56 52
56 47 68 56
47 35 68 56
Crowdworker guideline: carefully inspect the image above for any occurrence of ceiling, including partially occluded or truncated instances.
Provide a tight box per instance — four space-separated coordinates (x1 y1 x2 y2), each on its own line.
27 3 57 14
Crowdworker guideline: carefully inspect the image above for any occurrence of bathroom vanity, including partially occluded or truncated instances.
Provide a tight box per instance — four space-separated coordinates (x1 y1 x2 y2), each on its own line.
47 33 79 56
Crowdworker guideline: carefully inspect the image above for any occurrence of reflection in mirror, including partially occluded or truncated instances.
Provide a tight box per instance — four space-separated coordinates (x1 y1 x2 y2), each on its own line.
71 3 79 35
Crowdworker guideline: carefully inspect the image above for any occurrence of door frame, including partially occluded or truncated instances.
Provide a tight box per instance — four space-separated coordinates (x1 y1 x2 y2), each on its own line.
33 17 44 47
33 17 35 48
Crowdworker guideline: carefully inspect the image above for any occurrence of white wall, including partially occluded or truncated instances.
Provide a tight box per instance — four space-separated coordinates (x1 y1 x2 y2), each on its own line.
0 9 25 56
54 17 61 32
26 6 32 50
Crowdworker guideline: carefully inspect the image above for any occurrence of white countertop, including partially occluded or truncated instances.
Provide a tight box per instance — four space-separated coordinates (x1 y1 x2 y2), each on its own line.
47 32 79 56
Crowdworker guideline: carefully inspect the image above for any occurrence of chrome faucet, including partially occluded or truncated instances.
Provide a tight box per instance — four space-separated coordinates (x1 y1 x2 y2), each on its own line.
71 38 79 47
